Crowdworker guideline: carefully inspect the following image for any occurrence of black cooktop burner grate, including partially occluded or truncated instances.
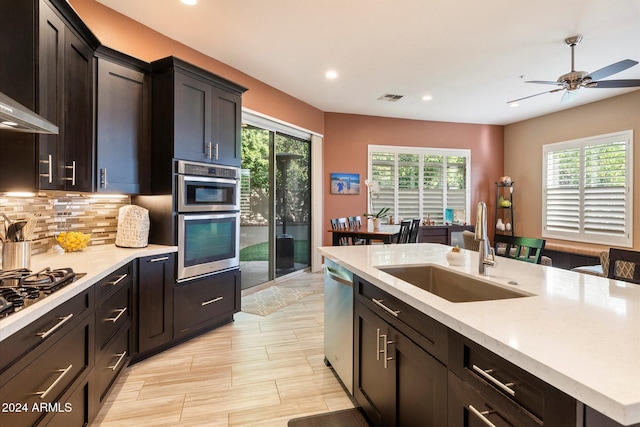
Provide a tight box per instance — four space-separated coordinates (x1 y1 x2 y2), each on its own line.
0 267 85 318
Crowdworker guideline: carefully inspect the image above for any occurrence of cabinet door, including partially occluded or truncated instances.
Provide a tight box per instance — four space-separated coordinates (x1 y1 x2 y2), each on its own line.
354 302 393 426
62 28 94 192
96 58 150 194
38 0 65 190
173 72 212 162
212 88 242 167
137 254 175 354
393 331 447 427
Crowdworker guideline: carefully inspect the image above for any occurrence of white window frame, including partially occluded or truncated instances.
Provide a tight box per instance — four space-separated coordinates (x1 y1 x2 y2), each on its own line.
367 144 471 223
542 130 633 247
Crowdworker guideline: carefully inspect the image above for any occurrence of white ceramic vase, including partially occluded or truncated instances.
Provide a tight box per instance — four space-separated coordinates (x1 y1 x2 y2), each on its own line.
446 249 465 266
496 218 506 231
372 218 381 230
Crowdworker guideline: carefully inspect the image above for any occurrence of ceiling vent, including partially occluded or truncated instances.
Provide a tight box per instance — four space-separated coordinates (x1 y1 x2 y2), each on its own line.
377 94 404 102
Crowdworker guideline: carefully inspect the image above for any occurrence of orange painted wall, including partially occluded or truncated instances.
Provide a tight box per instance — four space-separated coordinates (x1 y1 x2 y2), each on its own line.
69 0 324 134
323 113 504 245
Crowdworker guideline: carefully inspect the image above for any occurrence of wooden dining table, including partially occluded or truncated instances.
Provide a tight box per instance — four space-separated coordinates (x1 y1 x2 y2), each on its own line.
328 223 402 245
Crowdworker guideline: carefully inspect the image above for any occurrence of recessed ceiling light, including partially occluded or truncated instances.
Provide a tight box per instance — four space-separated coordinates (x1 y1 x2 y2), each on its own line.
325 70 338 80
421 95 433 101
1 121 18 126
509 102 519 108
180 0 197 5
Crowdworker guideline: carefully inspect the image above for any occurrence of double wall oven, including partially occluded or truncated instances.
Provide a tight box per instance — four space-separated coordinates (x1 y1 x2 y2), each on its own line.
176 161 241 282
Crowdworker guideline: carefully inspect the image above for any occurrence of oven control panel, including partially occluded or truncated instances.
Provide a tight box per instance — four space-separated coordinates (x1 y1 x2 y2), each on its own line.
178 160 240 179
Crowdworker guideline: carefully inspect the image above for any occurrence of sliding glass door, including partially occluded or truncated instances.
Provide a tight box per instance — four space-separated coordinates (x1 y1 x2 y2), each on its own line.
240 123 311 289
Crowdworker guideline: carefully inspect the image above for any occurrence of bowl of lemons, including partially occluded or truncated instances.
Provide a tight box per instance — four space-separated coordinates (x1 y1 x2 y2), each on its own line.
55 231 91 252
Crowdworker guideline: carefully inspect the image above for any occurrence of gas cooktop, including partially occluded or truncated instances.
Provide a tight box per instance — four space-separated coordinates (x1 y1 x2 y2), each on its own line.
0 267 86 318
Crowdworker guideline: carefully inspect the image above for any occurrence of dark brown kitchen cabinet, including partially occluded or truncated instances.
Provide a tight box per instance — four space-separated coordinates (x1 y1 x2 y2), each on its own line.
173 269 241 340
150 57 246 192
95 47 151 194
135 253 175 358
38 0 95 192
448 330 577 427
354 276 448 427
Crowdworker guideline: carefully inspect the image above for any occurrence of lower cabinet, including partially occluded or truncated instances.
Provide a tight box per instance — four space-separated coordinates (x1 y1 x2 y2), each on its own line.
174 269 241 339
136 253 175 356
354 299 447 426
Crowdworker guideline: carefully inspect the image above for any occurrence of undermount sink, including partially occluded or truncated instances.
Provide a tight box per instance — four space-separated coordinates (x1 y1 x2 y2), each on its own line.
377 264 532 303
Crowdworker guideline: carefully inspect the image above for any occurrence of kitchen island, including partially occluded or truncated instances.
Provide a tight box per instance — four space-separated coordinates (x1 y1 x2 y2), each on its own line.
318 243 640 426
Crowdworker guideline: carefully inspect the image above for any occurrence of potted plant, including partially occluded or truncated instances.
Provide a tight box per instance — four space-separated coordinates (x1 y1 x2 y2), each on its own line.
363 207 389 229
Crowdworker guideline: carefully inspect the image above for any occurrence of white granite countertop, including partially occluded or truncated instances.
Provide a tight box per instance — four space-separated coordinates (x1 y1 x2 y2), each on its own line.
0 244 177 342
317 243 640 426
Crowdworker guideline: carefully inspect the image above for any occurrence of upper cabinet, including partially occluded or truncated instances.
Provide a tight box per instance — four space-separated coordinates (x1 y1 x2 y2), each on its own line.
39 0 95 192
95 47 151 194
151 57 247 191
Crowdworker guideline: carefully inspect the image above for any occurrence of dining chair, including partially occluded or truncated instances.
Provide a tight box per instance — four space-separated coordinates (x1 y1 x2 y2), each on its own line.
462 230 479 251
493 234 545 264
408 219 421 243
607 248 640 284
348 216 367 245
397 219 412 244
330 218 350 246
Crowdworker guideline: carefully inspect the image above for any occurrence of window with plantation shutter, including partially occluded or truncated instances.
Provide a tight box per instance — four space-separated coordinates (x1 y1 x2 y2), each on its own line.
368 145 470 223
542 130 633 247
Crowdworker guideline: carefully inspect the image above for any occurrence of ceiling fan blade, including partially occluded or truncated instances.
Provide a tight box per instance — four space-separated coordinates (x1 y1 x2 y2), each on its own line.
561 90 578 104
525 80 562 86
590 79 640 88
586 59 639 81
507 88 564 104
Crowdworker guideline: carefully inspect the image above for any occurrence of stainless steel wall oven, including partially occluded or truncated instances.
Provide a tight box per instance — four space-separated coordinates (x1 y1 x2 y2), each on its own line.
176 160 241 282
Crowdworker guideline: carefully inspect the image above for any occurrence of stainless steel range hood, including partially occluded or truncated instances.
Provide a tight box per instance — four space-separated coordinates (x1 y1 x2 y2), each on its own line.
0 91 58 134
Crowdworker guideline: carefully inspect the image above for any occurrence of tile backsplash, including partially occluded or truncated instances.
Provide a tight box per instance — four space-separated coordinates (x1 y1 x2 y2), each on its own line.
1 192 131 256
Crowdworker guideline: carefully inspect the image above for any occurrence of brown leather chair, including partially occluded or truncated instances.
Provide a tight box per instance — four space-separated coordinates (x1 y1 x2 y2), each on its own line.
607 248 640 284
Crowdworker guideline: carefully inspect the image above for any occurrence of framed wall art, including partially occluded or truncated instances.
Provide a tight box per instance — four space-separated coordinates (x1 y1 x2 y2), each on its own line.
330 173 360 195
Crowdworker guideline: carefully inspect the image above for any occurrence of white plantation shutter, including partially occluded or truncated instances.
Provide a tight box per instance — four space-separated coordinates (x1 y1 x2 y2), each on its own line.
542 131 633 247
369 146 470 223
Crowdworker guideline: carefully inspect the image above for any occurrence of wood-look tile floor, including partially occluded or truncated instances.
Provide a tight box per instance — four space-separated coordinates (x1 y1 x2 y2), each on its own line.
92 271 355 426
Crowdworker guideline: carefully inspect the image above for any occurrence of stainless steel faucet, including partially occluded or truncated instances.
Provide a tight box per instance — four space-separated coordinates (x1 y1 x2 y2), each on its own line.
475 201 495 275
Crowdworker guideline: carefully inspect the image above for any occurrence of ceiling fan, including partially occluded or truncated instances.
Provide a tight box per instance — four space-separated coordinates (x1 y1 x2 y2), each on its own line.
508 35 640 104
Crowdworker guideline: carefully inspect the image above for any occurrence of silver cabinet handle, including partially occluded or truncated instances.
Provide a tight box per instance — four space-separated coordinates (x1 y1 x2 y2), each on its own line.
149 256 169 263
372 298 400 317
472 364 516 396
202 296 223 306
108 351 127 371
36 364 73 400
100 168 107 188
40 154 52 183
207 141 213 159
106 307 127 323
37 314 74 339
63 160 76 186
382 334 393 369
108 274 128 286
215 143 219 160
325 267 352 287
376 328 382 361
468 405 498 427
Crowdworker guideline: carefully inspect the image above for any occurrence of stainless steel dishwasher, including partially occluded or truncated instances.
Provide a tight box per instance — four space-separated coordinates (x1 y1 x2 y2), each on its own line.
324 258 354 394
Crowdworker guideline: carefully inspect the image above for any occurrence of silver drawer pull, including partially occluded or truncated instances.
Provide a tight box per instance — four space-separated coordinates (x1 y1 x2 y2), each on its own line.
36 364 73 400
202 296 223 306
109 351 128 371
383 335 394 369
106 307 127 323
472 364 516 396
468 405 498 427
37 314 74 339
149 256 169 263
371 298 400 317
108 274 128 286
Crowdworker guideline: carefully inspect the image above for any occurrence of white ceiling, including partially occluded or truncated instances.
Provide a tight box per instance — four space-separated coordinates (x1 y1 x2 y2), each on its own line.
96 0 640 126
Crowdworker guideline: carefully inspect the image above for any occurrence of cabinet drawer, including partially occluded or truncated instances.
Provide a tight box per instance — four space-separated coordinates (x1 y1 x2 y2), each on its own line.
42 377 90 427
355 276 448 363
449 330 576 426
0 314 93 427
0 288 93 376
96 263 132 303
174 270 239 338
95 326 130 405
96 281 131 352
448 370 539 427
